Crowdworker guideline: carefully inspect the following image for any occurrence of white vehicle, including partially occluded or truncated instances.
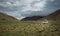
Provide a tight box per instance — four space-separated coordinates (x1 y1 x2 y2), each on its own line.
41 19 48 24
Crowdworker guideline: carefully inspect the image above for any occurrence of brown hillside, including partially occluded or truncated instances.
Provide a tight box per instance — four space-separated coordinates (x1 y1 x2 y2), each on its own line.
44 9 60 20
0 12 17 20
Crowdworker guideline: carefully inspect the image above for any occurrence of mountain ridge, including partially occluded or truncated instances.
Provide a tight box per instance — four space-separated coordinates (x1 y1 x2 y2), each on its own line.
21 16 44 21
0 12 17 20
43 9 60 20
21 9 60 21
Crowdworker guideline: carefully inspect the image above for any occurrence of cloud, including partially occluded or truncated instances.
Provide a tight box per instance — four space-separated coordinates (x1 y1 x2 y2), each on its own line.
21 0 47 11
0 0 50 19
50 0 55 2
0 0 60 20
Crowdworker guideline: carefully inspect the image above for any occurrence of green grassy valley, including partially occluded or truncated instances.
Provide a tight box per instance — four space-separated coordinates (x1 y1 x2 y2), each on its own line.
0 12 60 36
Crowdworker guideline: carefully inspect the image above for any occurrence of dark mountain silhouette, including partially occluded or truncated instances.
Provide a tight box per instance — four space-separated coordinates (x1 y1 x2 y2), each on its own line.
44 9 60 20
0 12 17 20
21 16 44 21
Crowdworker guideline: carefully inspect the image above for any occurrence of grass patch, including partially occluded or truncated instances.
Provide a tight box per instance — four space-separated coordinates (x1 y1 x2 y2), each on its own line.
0 19 60 36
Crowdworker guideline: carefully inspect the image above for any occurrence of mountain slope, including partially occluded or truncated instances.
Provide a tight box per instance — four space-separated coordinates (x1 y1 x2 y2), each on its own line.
44 9 60 20
0 12 17 20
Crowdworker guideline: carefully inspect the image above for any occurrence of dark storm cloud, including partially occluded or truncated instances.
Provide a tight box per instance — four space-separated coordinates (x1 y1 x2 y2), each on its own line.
43 0 60 14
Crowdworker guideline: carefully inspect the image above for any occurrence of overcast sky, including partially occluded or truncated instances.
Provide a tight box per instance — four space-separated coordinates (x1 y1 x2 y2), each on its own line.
0 0 60 20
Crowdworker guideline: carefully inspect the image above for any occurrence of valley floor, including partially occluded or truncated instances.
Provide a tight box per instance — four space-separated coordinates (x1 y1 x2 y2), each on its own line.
0 20 60 36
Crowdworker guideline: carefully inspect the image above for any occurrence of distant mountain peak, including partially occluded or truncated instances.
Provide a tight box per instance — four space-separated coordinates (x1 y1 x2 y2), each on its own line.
21 16 44 21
